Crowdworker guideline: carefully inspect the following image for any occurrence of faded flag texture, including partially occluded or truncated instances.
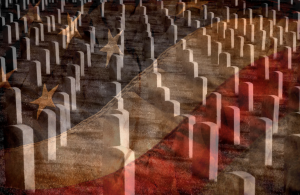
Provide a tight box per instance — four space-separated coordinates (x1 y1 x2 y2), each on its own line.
0 0 300 194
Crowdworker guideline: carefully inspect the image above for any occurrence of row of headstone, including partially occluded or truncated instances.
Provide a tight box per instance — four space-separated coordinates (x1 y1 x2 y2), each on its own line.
176 39 209 105
4 78 129 190
182 36 288 102
1 0 296 193
172 96 278 181
193 26 295 74
109 1 300 194
19 8 124 85
1 62 129 189
102 93 135 194
168 2 289 185
1 0 86 31
171 31 289 188
15 0 126 122
203 7 296 42
2 83 72 190
162 9 178 44
0 0 133 192
211 20 293 54
140 13 156 69
147 71 181 117
2 35 128 189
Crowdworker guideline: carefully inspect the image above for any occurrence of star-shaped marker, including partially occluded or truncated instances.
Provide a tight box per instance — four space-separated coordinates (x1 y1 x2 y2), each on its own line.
31 84 58 119
20 1 42 24
0 68 15 89
58 13 82 48
100 30 123 67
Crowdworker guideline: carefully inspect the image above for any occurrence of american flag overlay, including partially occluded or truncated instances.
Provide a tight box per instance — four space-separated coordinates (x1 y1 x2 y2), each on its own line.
0 0 300 194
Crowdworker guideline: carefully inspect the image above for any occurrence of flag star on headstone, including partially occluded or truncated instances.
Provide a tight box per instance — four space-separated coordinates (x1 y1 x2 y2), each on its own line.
31 84 58 119
20 1 42 24
0 68 15 89
58 13 82 48
100 30 123 67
